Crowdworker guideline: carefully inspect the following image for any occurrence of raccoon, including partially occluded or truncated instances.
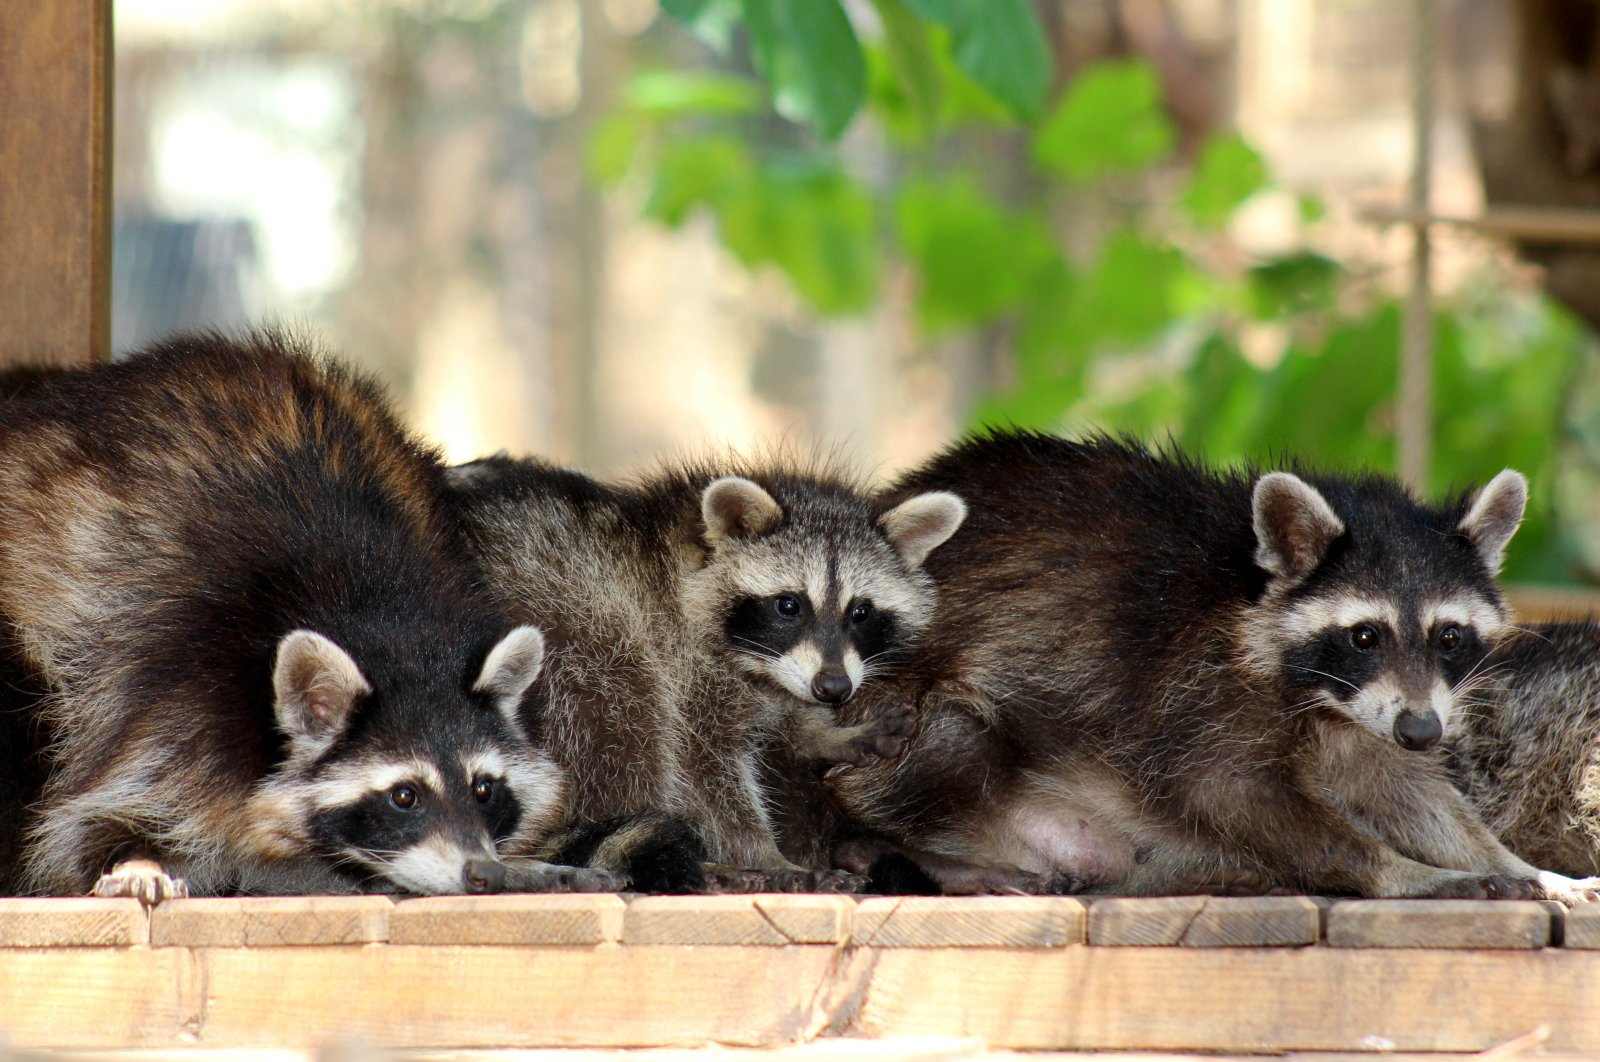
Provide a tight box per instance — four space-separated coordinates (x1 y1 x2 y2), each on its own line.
446 455 966 887
1447 620 1600 878
0 331 606 899
832 432 1600 902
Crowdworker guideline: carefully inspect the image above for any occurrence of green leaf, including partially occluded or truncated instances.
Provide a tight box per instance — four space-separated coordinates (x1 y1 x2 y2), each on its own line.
869 0 943 136
659 0 742 52
742 0 866 140
905 0 1051 121
1246 252 1343 319
1076 230 1191 345
896 177 1057 333
621 70 762 116
1181 132 1269 228
643 137 752 226
586 113 644 187
1033 59 1176 183
718 160 879 313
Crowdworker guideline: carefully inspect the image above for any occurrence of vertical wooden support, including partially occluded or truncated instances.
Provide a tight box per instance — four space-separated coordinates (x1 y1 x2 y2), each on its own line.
1398 0 1436 492
0 1 113 366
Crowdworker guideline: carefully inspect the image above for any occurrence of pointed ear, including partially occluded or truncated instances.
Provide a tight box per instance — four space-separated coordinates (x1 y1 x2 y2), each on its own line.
1458 468 1527 576
273 630 371 743
1252 472 1345 582
880 491 967 568
701 477 783 543
473 625 545 719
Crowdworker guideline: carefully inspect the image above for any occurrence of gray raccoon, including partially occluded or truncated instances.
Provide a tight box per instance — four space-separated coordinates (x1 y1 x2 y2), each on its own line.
0 332 609 900
833 433 1600 903
446 455 965 885
1448 621 1600 877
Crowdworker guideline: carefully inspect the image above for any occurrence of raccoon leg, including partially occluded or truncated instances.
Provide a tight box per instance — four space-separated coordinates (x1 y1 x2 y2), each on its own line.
791 702 914 767
502 858 627 893
91 858 188 906
544 814 708 893
831 836 1078 896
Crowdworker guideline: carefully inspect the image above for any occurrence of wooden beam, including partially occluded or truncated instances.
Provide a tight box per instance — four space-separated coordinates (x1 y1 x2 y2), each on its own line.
1363 205 1600 246
0 0 113 366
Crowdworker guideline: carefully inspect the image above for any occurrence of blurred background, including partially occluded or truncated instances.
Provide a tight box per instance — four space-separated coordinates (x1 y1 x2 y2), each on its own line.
112 0 1600 583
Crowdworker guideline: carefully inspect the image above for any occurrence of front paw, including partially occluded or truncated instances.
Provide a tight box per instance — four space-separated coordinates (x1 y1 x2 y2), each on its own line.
92 859 188 906
507 862 628 893
840 703 916 766
1426 873 1539 900
700 864 865 894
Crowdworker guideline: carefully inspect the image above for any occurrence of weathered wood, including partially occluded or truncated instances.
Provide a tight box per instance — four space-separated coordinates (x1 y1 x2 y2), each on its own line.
623 895 855 946
0 0 112 365
1087 896 1207 945
853 897 1085 948
148 896 393 948
1325 900 1552 949
1177 897 1323 947
389 894 625 946
0 898 147 947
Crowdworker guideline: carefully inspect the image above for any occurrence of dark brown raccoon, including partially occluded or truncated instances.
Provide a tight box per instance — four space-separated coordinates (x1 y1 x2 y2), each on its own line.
0 331 609 900
832 432 1598 902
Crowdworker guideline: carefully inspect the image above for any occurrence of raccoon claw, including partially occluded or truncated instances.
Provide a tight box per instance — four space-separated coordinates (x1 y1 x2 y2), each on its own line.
1426 873 1539 900
93 859 188 906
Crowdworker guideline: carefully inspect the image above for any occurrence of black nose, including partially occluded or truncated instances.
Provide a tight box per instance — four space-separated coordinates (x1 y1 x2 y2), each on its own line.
463 857 506 894
1393 709 1443 751
811 672 853 703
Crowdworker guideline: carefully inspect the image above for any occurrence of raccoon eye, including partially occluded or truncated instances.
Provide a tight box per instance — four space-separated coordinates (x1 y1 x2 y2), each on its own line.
390 785 418 810
774 595 802 618
849 601 874 624
473 779 494 803
1349 624 1380 652
1437 625 1462 652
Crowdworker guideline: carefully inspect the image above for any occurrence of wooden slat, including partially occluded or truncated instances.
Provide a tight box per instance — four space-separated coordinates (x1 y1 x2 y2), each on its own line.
148 896 393 948
853 897 1085 948
1087 896 1206 945
389 894 625 946
0 0 112 365
1324 900 1551 949
0 898 147 948
622 895 856 946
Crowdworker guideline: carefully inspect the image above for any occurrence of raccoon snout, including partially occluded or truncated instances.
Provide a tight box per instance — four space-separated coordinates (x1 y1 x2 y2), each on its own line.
462 857 506 894
811 672 854 703
1393 709 1443 751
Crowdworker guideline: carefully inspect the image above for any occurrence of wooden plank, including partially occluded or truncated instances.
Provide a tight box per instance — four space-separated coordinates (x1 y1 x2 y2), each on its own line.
623 895 855 946
389 894 625 946
0 948 195 1047
1325 900 1551 949
0 0 112 365
1086 897 1207 945
148 896 393 948
0 898 147 947
1177 897 1323 947
853 898 1085 948
853 947 1600 1051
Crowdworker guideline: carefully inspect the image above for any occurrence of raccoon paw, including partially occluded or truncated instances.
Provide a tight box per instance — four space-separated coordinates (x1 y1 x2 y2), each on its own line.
1535 871 1600 906
92 859 188 906
506 862 628 893
1426 873 1539 901
839 704 917 766
699 864 863 894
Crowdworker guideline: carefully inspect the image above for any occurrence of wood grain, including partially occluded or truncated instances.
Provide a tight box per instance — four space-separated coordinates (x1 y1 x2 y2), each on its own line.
0 898 147 947
0 0 112 365
853 897 1085 948
149 896 393 947
389 894 625 946
623 895 855 946
1324 900 1552 949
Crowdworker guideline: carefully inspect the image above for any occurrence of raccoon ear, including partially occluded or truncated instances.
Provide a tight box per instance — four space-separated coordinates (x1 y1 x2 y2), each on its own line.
1252 472 1346 582
273 630 372 742
473 625 546 719
880 491 968 568
1457 468 1527 575
701 477 783 543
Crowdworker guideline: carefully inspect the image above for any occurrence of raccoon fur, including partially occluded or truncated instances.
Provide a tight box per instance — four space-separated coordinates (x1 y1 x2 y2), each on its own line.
446 454 965 888
832 432 1600 903
1448 620 1600 878
0 331 605 899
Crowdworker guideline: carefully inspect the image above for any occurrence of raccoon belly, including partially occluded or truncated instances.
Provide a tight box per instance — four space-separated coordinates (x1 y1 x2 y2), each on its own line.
978 790 1137 887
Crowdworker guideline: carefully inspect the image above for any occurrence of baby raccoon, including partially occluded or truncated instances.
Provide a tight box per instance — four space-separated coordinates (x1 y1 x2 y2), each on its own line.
0 332 607 900
446 455 965 888
832 432 1600 903
1448 620 1600 878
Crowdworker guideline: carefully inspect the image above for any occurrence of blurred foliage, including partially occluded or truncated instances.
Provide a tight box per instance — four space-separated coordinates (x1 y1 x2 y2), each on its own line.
596 0 1596 583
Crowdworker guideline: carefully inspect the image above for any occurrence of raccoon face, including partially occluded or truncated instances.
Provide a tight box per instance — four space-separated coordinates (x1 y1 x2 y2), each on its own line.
690 477 966 706
251 625 565 894
1249 469 1526 751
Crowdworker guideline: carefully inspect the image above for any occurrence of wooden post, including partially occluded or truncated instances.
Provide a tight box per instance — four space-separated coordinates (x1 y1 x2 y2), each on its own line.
0 1 113 366
1398 0 1436 493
